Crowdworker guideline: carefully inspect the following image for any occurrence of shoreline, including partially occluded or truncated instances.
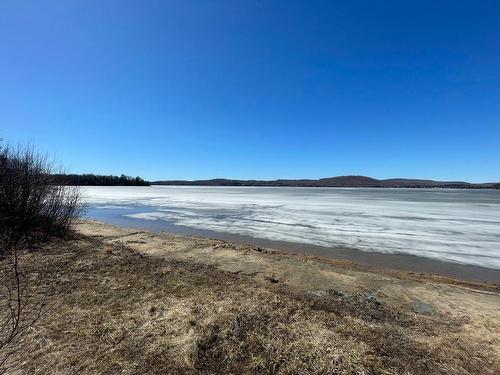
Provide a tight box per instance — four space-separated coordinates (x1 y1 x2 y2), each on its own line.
84 212 500 284
76 219 500 294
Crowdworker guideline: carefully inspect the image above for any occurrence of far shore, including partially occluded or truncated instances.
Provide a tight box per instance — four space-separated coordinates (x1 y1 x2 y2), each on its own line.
150 175 500 189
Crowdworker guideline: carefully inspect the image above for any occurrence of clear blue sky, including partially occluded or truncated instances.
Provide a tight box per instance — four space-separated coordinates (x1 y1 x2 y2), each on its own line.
1 1 499 182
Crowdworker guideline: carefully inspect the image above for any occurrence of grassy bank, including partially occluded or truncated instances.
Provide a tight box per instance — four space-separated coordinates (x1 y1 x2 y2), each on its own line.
1 221 499 374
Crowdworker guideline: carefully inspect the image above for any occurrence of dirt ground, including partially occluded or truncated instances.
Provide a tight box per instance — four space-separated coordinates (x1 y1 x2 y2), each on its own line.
1 220 499 374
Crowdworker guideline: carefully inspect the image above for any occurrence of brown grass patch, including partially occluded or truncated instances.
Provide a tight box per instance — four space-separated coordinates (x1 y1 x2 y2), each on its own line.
1 235 498 374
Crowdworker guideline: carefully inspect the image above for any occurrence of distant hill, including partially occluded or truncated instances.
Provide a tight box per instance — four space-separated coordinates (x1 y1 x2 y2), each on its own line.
152 175 497 189
494 183 500 189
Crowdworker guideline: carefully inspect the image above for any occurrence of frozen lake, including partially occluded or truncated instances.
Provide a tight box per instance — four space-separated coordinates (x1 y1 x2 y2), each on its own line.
82 186 500 270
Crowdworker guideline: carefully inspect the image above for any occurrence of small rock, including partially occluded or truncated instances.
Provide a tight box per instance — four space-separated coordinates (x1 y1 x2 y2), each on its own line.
327 289 347 298
365 291 381 305
265 275 279 283
412 301 433 315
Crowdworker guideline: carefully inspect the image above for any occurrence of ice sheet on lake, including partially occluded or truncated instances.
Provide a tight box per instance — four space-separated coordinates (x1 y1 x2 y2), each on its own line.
81 186 500 269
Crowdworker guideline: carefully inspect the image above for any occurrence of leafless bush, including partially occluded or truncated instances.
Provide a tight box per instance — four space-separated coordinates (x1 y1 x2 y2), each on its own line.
0 143 83 251
0 142 83 372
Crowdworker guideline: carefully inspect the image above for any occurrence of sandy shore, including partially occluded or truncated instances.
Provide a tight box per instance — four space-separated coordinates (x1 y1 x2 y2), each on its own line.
76 220 500 333
85 211 500 283
4 219 500 374
77 219 500 294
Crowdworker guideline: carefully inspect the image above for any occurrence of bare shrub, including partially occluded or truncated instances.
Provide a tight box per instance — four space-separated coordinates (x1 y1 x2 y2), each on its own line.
0 143 83 250
0 142 82 371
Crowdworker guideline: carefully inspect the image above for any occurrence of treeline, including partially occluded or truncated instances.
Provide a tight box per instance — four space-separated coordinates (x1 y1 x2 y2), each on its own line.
52 174 150 186
494 184 500 190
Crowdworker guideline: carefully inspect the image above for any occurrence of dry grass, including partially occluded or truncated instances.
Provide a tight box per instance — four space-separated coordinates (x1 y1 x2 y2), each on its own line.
1 235 499 374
